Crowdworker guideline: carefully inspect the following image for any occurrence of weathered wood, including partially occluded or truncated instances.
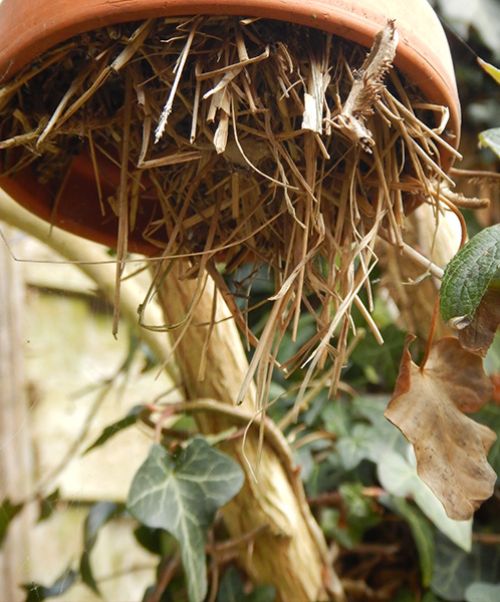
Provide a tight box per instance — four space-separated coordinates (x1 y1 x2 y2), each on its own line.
157 263 343 601
0 226 34 602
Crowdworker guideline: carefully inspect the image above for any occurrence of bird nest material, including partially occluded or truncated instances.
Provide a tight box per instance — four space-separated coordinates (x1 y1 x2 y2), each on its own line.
0 16 461 406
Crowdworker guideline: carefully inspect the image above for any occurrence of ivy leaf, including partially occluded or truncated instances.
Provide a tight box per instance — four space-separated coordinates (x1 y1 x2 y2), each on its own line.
217 567 245 602
216 567 276 602
127 439 244 602
432 535 500 601
84 405 143 454
23 567 78 602
377 451 472 551
38 489 60 523
466 583 500 602
385 337 496 520
382 495 435 586
479 128 500 159
473 403 500 476
80 502 121 594
0 498 24 546
440 224 500 323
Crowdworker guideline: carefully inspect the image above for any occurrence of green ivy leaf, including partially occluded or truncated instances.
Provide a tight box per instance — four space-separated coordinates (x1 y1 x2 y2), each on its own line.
80 502 122 594
336 424 374 471
23 567 78 602
339 482 380 544
38 489 60 523
473 404 500 477
466 583 500 602
217 567 245 602
127 439 244 602
432 536 500 601
216 567 275 602
350 324 406 388
383 496 435 587
377 451 472 552
440 224 500 322
0 498 24 546
84 405 143 454
479 128 500 158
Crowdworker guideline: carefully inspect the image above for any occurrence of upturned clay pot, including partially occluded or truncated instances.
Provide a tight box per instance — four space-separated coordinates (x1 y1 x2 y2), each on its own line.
0 0 461 253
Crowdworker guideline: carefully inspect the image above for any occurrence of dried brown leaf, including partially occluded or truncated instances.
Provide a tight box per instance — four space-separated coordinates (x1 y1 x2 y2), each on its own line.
457 289 500 357
333 20 399 150
385 337 496 520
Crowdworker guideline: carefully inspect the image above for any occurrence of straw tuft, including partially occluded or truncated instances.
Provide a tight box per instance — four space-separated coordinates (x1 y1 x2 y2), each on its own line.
0 16 461 409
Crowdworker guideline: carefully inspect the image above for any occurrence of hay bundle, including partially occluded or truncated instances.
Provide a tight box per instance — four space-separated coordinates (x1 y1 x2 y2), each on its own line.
0 16 460 406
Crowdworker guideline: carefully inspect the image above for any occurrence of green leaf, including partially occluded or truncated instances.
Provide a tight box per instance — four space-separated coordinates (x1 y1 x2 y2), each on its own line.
423 593 441 602
351 396 408 460
477 58 500 84
385 496 435 586
440 224 500 322
248 585 277 602
84 405 143 454
84 502 121 549
127 439 244 602
336 424 374 470
134 526 165 555
80 552 98 596
340 482 380 544
80 502 121 594
377 451 472 551
350 324 406 388
465 583 500 602
38 489 60 523
23 567 78 602
322 398 353 437
0 498 24 546
216 567 275 602
217 567 245 602
432 536 500 601
479 128 500 159
473 403 500 477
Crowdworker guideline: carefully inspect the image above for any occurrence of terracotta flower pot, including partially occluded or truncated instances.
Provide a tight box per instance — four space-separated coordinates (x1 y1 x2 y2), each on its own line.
0 0 461 253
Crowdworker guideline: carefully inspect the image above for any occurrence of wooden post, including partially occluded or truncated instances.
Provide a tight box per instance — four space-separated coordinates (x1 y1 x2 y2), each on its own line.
0 226 34 602
157 263 343 602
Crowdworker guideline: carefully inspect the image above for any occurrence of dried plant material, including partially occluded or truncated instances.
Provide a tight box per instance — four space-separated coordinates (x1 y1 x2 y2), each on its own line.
0 16 458 404
333 20 399 151
385 337 496 520
456 289 500 357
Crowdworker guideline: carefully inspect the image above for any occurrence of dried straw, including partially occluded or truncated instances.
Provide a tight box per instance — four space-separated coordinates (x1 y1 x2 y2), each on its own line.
0 16 462 410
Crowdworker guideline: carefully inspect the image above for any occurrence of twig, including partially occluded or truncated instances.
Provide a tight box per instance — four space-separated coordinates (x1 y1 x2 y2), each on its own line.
155 18 200 142
146 554 180 602
379 230 445 280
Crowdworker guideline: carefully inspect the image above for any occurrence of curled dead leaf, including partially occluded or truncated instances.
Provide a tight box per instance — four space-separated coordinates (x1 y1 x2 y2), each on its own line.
457 288 500 358
332 20 399 150
385 337 496 520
